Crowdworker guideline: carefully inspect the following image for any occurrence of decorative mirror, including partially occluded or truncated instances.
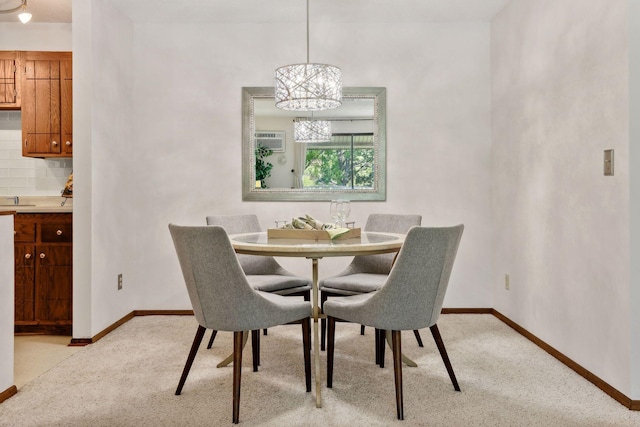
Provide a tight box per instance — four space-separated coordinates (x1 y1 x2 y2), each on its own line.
242 87 386 201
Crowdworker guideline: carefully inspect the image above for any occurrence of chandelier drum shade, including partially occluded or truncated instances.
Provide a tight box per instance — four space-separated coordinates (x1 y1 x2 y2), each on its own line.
275 64 342 111
274 0 342 111
294 118 332 143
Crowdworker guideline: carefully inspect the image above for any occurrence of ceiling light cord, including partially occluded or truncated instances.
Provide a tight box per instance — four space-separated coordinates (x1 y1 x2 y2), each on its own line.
306 0 310 63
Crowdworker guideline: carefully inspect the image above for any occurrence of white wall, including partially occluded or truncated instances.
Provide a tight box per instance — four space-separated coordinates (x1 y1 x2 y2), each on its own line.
0 23 71 51
629 0 640 399
491 0 631 395
0 214 14 394
72 0 136 337
122 20 492 313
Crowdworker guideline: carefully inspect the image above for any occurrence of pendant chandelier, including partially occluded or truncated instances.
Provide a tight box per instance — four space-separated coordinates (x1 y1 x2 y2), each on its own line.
0 0 31 24
275 0 342 111
294 117 332 143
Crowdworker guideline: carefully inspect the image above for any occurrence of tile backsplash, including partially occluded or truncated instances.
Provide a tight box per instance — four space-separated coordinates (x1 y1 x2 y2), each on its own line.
0 111 73 197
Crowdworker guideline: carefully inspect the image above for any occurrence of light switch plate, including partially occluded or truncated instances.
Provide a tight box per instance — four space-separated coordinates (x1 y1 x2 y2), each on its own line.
604 149 614 176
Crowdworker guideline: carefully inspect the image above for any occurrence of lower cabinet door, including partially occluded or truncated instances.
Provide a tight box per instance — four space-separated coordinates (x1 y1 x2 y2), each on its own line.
14 244 35 322
35 245 72 323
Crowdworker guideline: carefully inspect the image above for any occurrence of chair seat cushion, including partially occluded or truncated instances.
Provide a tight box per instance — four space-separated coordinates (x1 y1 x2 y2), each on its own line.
319 273 387 294
323 293 377 326
252 291 313 329
247 275 311 293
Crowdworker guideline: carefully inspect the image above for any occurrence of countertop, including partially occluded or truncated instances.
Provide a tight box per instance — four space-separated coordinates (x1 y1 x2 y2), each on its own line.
0 196 73 214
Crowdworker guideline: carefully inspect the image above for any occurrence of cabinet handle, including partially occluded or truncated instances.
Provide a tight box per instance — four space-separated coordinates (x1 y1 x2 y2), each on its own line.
25 253 32 259
25 139 28 147
40 253 46 259
66 141 71 146
57 229 63 236
14 230 17 235
52 141 58 146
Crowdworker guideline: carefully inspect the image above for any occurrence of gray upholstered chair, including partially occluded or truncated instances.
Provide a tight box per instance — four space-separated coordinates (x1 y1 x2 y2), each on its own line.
169 224 312 424
205 214 312 350
320 214 422 352
324 225 464 420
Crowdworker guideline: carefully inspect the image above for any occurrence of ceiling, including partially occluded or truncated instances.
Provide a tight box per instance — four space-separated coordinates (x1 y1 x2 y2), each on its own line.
0 0 510 24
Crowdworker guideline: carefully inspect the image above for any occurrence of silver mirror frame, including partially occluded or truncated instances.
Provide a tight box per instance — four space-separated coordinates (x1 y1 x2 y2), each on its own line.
242 87 386 201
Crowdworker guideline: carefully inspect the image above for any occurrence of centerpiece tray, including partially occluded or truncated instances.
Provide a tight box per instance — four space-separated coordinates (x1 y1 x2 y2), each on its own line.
267 227 361 240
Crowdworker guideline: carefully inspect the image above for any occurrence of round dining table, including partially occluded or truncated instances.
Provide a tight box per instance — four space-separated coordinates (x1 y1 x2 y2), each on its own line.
228 231 405 408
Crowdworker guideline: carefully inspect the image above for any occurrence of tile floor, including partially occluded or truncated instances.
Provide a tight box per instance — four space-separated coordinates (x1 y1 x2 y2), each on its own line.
13 335 82 388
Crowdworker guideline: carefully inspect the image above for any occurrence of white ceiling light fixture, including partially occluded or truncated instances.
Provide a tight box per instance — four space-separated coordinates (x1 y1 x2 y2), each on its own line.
18 0 31 24
0 0 31 24
275 0 342 111
294 117 332 143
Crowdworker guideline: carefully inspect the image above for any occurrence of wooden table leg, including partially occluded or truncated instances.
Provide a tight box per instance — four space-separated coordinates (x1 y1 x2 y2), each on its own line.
311 258 322 408
217 331 249 368
385 330 417 368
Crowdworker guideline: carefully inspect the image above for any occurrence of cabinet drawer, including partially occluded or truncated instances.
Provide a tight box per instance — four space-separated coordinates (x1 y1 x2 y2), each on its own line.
14 222 36 242
41 223 72 242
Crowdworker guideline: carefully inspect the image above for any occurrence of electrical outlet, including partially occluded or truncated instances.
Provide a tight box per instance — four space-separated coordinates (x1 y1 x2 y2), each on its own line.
117 274 123 290
604 149 614 176
505 274 510 290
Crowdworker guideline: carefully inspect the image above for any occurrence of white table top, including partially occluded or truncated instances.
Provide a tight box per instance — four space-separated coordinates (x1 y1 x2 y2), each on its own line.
229 231 405 258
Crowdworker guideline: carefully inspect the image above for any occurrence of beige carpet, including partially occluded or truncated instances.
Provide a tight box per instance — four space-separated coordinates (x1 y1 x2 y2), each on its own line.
1 314 639 426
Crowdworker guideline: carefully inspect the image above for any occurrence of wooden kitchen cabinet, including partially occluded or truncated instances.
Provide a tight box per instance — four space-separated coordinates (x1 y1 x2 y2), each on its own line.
21 51 72 158
14 213 72 335
0 51 21 109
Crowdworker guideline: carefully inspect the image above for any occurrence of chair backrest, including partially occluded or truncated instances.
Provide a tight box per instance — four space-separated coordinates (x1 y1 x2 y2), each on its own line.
351 214 422 274
205 214 285 275
369 225 464 330
169 224 282 331
205 214 261 234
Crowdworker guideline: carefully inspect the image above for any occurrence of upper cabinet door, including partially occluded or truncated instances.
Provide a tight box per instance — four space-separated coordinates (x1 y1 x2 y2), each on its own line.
21 52 72 158
0 51 21 109
61 59 72 156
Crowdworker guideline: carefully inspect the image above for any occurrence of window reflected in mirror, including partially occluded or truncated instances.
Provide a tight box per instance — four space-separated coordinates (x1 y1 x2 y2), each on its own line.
303 133 374 189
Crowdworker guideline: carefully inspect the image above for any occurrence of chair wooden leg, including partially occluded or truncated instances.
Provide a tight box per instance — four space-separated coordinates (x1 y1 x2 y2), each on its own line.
379 329 386 368
320 292 328 351
176 325 206 395
326 316 336 388
413 329 424 347
361 325 365 335
251 330 259 372
375 328 380 365
232 331 244 424
302 317 312 392
430 324 460 391
206 330 218 349
392 330 404 420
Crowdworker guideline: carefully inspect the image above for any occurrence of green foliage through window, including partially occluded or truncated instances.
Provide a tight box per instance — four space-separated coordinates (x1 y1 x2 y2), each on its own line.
303 134 374 189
